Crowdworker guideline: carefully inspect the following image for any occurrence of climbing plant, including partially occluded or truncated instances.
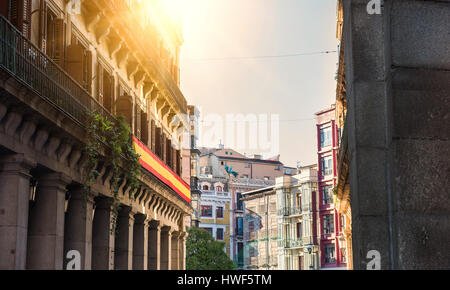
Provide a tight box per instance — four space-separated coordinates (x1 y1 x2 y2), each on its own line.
83 112 141 232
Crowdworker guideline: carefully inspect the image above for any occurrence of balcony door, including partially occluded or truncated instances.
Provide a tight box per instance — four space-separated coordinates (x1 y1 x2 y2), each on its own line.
98 62 114 113
10 0 32 39
66 35 92 92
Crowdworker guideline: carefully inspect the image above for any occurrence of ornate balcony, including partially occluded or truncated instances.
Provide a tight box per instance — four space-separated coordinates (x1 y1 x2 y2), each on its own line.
0 15 114 128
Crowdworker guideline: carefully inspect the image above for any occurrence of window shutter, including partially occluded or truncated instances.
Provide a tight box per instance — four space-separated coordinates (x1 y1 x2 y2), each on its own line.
151 120 156 153
176 149 181 176
85 49 92 93
65 43 84 85
38 0 47 52
53 18 65 66
135 106 141 138
162 134 166 162
141 112 148 145
116 94 132 127
97 64 104 103
11 0 31 38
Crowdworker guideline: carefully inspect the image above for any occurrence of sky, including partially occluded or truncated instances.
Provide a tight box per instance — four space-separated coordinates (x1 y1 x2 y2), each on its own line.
173 0 339 167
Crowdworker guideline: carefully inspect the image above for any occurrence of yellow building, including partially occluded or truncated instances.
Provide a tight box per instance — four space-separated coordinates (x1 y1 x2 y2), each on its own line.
335 0 353 270
0 0 192 270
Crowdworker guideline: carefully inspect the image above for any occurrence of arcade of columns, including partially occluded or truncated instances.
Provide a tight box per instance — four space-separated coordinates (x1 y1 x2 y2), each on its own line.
0 84 191 270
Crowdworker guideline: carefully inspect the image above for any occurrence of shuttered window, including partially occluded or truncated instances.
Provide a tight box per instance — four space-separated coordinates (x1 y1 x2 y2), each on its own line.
66 42 91 92
11 0 32 39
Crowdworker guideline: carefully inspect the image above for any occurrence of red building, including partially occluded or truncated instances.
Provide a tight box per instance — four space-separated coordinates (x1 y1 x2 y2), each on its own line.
315 105 347 270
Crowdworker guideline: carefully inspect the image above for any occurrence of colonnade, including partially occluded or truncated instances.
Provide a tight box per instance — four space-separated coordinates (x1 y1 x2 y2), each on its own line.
0 153 187 270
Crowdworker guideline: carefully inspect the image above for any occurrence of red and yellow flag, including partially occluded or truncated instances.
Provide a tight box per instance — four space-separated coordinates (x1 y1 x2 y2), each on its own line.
132 136 191 203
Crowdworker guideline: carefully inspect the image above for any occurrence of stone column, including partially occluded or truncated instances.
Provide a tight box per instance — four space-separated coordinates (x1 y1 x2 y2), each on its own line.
171 231 180 270
27 172 71 270
133 213 148 270
160 226 172 270
179 232 187 270
0 154 35 270
114 206 134 270
63 186 94 270
92 196 115 270
148 220 161 270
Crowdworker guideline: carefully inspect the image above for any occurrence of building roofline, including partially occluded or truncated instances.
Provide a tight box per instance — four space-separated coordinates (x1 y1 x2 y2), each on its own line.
241 185 275 196
217 156 283 165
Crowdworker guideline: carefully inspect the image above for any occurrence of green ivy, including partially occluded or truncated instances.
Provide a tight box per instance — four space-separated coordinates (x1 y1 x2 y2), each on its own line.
83 112 141 233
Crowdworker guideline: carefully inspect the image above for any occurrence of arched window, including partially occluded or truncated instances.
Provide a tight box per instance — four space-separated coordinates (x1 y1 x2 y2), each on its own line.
216 186 223 192
202 185 209 190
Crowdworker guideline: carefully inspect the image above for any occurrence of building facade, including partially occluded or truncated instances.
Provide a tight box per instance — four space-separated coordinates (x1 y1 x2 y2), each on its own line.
187 105 201 227
315 106 347 269
198 153 232 257
334 0 352 270
241 186 278 270
0 0 192 270
335 0 450 269
276 165 320 270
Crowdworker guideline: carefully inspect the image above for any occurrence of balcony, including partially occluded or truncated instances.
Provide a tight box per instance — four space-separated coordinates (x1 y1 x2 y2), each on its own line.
201 190 230 197
278 238 303 249
0 15 114 128
278 206 302 217
0 16 189 202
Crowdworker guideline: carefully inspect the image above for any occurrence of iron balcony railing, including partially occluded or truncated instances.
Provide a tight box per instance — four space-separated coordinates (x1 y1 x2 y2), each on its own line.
0 15 115 127
278 238 304 249
278 206 302 217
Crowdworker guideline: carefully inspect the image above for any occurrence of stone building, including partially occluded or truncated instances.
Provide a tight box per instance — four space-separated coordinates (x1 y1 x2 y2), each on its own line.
334 0 352 270
229 176 276 268
337 0 450 269
187 105 201 227
0 0 192 270
241 186 278 270
276 165 320 270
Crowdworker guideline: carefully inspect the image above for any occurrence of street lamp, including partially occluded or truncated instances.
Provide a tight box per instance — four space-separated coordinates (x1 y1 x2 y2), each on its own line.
307 246 314 270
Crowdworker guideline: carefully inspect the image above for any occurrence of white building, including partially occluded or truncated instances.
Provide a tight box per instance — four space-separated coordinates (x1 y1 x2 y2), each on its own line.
276 165 320 270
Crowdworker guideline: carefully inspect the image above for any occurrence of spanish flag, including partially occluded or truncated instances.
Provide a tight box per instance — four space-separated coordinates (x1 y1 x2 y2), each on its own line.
132 136 191 203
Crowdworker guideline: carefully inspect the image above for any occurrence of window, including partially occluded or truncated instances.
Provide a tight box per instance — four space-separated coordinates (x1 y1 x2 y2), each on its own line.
249 246 257 257
242 174 248 179
320 156 333 176
236 193 243 210
296 193 302 208
66 35 92 92
216 206 224 218
216 186 223 192
97 63 114 113
237 242 244 265
324 244 336 264
322 185 333 205
248 221 255 232
341 248 347 263
236 217 244 236
341 214 346 230
216 228 224 240
202 185 209 190
296 223 302 239
201 205 212 217
320 127 332 148
323 214 335 234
